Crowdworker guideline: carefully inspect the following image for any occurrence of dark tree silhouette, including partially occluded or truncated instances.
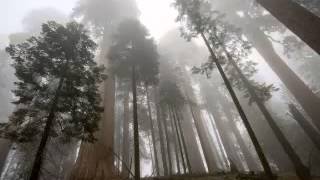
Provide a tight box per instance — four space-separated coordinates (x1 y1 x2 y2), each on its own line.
0 21 105 180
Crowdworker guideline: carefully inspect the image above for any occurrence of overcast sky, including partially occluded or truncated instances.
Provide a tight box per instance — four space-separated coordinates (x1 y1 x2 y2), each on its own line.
0 0 178 41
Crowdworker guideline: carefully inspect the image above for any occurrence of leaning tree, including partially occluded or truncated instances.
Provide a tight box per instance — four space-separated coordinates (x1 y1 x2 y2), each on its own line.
173 0 274 178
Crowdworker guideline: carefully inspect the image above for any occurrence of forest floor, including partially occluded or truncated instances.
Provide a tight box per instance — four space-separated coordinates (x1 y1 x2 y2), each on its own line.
141 173 320 180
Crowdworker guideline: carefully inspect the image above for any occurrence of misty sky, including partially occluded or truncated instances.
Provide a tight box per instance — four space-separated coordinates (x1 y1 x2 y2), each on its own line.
0 0 178 41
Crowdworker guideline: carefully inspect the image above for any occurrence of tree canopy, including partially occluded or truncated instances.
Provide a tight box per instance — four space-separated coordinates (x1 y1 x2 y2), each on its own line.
0 21 105 143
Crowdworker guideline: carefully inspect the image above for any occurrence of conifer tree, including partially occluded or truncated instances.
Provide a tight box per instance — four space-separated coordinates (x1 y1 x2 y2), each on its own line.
108 19 159 180
0 21 105 180
173 0 274 178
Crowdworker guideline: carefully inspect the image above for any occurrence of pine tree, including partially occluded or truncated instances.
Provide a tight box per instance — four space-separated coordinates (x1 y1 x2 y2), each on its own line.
108 19 159 180
173 0 274 178
0 21 105 180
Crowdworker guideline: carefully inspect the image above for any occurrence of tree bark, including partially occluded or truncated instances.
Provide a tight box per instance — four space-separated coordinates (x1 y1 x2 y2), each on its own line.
256 0 320 55
162 107 173 175
170 106 186 174
145 85 160 176
208 106 242 172
289 104 320 151
169 106 181 174
121 89 130 178
174 108 192 173
0 139 11 173
207 113 229 170
224 111 260 171
200 32 274 179
188 102 218 173
29 77 64 180
155 90 168 176
132 65 140 180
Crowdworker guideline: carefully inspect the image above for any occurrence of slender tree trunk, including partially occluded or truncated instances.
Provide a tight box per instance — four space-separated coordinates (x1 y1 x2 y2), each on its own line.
289 104 320 151
170 106 186 174
29 77 64 180
169 106 181 174
174 108 192 173
207 112 232 170
155 90 168 176
0 140 11 173
162 107 173 175
224 111 259 171
209 108 241 172
220 43 310 179
188 102 217 173
121 89 130 178
256 0 320 55
145 85 160 176
131 65 140 180
222 106 259 171
200 32 274 179
180 105 206 174
148 130 155 173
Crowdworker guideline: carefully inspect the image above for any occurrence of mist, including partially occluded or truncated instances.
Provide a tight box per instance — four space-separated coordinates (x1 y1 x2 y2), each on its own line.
0 0 320 180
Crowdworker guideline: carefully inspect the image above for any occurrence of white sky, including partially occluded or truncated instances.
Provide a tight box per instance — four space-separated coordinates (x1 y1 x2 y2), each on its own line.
0 0 77 34
137 0 178 41
0 0 178 41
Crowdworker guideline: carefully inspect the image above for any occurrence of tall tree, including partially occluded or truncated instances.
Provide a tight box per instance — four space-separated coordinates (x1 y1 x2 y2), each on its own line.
0 21 105 180
154 88 168 176
173 0 274 178
121 87 130 178
145 85 160 175
210 0 320 130
71 1 139 178
160 80 187 174
108 19 159 180
255 0 320 55
194 12 310 179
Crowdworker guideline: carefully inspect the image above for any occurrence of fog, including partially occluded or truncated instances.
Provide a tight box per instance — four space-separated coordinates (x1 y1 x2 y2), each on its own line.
0 0 320 180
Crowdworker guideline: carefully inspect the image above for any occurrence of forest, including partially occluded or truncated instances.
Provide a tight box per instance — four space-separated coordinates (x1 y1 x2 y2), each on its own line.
0 0 320 179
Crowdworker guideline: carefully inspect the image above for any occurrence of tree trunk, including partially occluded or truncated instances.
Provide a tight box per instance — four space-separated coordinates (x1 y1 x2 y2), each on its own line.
200 32 274 179
207 113 229 170
121 89 130 178
0 139 11 173
162 107 173 175
132 65 140 180
170 106 187 174
29 77 64 180
224 111 260 172
256 0 320 55
208 107 241 172
174 108 192 173
221 44 310 180
145 85 160 176
70 33 115 179
155 90 168 176
178 106 207 174
289 104 320 151
241 14 320 131
169 106 181 174
188 102 218 173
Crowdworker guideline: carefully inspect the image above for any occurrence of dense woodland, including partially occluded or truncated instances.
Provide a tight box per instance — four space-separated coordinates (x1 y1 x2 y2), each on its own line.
0 0 320 179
